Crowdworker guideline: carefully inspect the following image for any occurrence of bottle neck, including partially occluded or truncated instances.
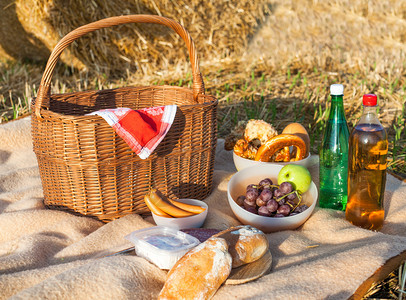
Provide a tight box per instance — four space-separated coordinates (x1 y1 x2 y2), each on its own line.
329 94 346 120
359 105 380 125
331 94 344 104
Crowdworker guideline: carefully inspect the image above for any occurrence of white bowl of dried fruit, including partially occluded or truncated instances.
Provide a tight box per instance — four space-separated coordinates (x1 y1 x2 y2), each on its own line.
227 164 317 233
151 198 208 230
144 189 208 230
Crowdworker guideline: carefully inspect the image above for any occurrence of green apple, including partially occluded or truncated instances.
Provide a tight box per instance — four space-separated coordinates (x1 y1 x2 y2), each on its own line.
277 164 312 193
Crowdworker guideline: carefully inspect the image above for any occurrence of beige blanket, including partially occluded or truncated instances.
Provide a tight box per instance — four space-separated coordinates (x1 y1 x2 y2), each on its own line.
1 117 406 299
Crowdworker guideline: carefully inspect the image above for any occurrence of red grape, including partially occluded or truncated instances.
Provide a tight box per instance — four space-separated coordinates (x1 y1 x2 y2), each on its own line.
276 197 286 206
274 188 284 198
286 192 297 201
266 199 278 213
256 197 267 207
244 206 258 214
246 188 259 202
287 199 297 207
274 213 285 218
244 198 256 208
258 205 272 216
257 188 272 206
293 204 309 213
246 184 258 191
259 178 273 189
236 195 246 206
279 181 293 194
277 204 291 216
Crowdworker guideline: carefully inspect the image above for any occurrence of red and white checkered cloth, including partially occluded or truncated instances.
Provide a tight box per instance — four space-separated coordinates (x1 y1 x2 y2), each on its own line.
89 105 177 159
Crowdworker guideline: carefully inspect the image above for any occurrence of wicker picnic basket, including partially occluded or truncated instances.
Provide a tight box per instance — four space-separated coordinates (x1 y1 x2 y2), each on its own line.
31 15 218 222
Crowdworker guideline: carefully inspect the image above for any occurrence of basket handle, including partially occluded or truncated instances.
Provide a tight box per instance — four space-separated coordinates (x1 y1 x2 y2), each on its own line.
34 14 206 118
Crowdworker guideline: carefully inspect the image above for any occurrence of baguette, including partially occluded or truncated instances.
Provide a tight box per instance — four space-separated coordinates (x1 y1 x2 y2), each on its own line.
158 237 232 300
214 225 269 268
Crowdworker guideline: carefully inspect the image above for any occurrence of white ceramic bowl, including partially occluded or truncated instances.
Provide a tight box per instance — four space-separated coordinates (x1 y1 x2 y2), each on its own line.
151 199 208 230
227 164 317 233
233 151 313 172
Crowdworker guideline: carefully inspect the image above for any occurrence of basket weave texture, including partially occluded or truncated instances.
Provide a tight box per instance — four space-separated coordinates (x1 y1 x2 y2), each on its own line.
31 15 217 222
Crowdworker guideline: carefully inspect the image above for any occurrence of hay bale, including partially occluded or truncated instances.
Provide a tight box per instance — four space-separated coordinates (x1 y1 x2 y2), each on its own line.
9 0 269 76
0 0 50 62
245 0 406 77
14 0 84 68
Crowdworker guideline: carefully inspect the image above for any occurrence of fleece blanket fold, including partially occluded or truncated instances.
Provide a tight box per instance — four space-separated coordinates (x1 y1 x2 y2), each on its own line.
1 117 406 299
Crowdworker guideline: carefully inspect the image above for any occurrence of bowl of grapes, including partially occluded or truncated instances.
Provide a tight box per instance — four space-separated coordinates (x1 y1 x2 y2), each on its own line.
227 164 318 233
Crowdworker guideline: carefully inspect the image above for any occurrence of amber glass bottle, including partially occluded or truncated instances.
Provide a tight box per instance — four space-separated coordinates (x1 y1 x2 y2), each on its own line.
346 94 388 231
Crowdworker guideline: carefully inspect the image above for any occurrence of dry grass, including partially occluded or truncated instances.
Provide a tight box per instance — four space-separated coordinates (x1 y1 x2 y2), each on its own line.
363 270 399 299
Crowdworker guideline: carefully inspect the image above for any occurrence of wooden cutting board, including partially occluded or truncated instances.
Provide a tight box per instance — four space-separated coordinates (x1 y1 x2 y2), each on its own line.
101 246 273 285
225 249 272 285
99 227 273 285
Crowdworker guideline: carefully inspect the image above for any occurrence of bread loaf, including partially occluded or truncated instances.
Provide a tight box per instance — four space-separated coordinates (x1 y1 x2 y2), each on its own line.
214 225 269 268
158 237 232 300
282 122 310 156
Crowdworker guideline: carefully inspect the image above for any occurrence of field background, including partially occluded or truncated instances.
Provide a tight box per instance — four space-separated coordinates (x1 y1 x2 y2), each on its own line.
0 1 405 296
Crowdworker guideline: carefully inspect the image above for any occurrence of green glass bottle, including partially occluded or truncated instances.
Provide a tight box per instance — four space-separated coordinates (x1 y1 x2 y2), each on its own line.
319 84 350 210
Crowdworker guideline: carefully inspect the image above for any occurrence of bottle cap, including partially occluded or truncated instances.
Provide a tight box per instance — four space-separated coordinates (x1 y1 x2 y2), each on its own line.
363 94 377 106
330 84 344 95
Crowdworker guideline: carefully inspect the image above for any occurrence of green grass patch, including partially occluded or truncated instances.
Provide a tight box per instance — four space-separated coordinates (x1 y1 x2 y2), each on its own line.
0 60 405 180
